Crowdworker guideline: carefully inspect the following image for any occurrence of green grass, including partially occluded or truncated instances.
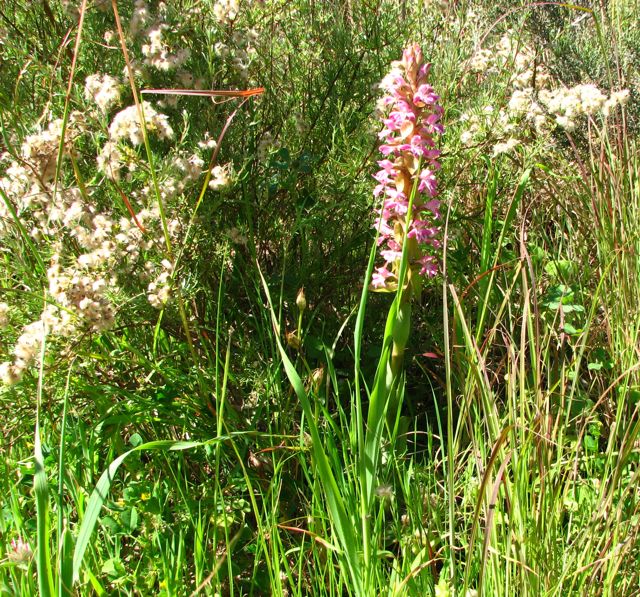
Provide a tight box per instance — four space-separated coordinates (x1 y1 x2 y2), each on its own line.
1 0 639 595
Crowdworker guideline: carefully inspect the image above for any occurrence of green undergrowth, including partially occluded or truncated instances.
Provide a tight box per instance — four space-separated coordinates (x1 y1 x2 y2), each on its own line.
1 0 639 595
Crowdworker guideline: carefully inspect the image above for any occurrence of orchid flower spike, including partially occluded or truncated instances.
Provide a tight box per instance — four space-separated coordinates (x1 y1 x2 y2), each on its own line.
371 44 444 295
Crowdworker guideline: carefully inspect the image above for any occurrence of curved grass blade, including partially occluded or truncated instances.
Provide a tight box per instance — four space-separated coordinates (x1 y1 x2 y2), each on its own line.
72 438 224 585
256 261 364 595
34 417 54 597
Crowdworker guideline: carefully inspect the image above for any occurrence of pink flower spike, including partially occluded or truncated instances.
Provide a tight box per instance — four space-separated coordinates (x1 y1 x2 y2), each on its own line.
417 254 438 277
383 110 415 131
418 169 437 196
395 99 413 113
377 159 396 171
423 199 441 217
373 217 394 240
373 169 393 184
383 198 409 217
384 187 406 201
408 224 438 243
371 266 394 289
413 84 439 107
379 144 396 156
425 113 442 127
381 249 403 263
414 130 437 147
418 63 431 79
370 43 444 291
8 537 32 564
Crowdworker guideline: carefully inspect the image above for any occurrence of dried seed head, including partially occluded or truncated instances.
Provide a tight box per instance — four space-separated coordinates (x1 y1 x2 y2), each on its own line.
286 330 301 350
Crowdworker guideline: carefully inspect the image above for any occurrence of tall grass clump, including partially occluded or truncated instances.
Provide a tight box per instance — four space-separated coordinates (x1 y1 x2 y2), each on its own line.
1 1 639 595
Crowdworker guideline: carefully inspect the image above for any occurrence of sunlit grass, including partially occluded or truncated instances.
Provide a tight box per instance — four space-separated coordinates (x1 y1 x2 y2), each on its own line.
0 0 639 595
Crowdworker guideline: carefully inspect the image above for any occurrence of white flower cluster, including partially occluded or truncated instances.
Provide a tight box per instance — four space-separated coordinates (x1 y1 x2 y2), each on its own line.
129 152 204 207
0 199 176 385
209 163 233 190
0 51 204 385
142 26 190 71
492 137 520 157
175 153 206 191
109 102 174 145
48 255 115 332
538 86 630 130
505 84 630 133
468 33 550 90
130 0 151 36
0 115 84 238
0 323 41 384
0 115 187 384
176 152 205 182
215 29 259 82
198 133 218 151
494 34 552 91
21 116 78 184
213 0 239 25
84 74 121 113
0 160 32 233
0 302 9 328
462 32 631 154
257 131 275 160
0 0 211 386
459 108 517 148
146 258 174 308
468 48 493 75
97 141 125 181
98 100 176 180
0 202 157 385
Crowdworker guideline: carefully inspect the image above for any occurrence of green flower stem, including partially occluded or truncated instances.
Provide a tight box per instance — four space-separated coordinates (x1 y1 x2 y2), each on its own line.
387 293 412 430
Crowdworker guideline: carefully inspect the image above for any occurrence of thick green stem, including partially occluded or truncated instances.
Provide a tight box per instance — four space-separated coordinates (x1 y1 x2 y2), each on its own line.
386 298 412 429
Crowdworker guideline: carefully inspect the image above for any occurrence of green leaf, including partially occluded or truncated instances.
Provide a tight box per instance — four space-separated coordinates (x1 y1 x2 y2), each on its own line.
58 526 74 597
589 348 613 371
563 322 580 335
101 557 125 580
271 147 291 169
129 433 144 447
121 507 138 533
545 259 577 279
584 435 599 452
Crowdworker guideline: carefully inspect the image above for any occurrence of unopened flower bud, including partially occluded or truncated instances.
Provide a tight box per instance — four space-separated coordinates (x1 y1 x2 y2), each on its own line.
296 288 307 313
310 366 325 393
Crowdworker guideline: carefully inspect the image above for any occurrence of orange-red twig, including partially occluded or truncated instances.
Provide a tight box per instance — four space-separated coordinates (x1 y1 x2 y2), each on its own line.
141 87 265 98
113 184 146 233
